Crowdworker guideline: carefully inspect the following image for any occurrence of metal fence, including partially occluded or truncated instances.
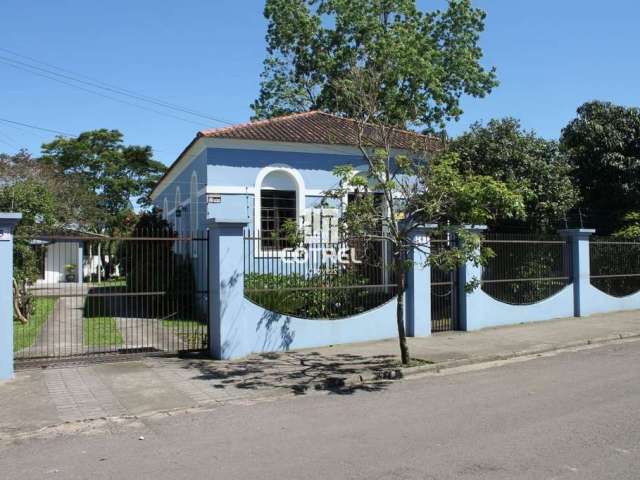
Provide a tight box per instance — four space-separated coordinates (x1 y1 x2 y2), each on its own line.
590 237 640 297
243 234 399 319
430 236 458 333
480 233 573 305
13 230 209 363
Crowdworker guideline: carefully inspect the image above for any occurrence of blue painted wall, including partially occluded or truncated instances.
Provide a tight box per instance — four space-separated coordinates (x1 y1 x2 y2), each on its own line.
205 147 366 223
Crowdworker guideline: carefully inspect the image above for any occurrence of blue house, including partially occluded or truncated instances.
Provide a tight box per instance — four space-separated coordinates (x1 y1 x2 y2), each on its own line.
150 111 438 241
149 111 440 358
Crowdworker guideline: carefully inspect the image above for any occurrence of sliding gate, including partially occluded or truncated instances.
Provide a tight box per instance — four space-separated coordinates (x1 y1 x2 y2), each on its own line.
13 232 209 363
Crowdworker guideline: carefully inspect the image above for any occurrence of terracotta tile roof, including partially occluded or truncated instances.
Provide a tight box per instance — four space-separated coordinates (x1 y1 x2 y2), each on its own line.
151 111 442 199
198 111 441 151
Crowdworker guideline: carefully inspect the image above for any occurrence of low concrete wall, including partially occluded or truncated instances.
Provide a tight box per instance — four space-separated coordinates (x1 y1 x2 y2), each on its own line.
582 284 640 316
207 219 430 360
223 296 399 359
464 286 575 331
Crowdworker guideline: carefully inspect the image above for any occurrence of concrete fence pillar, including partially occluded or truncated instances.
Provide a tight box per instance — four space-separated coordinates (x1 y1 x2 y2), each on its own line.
0 213 22 382
405 230 432 337
207 219 249 360
559 229 596 317
456 226 487 331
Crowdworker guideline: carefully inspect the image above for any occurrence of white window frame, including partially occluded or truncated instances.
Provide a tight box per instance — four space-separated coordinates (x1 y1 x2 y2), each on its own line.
162 198 169 221
175 187 182 254
190 171 199 258
254 166 306 256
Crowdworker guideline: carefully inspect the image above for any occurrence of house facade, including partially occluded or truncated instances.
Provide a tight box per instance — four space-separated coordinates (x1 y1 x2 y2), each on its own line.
150 111 438 242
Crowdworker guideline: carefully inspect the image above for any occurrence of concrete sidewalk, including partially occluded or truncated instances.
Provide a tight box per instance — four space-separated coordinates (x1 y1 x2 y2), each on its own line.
1 310 639 439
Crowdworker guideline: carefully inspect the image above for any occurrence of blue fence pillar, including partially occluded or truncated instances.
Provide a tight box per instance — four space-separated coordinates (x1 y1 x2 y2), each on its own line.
0 213 22 382
457 226 487 331
208 218 249 360
559 228 596 317
406 230 432 337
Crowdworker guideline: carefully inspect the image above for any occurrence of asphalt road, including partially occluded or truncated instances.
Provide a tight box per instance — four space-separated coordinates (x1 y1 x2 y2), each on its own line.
2 340 639 479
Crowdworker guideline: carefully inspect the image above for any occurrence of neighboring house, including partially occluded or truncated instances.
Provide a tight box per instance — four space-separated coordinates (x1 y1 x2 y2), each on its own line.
33 229 110 284
150 111 439 243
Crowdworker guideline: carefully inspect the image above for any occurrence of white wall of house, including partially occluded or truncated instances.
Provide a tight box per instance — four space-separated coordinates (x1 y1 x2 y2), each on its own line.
41 241 80 283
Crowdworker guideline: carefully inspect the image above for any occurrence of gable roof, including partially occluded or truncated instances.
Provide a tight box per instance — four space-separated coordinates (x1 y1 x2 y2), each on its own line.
198 111 442 151
151 111 442 200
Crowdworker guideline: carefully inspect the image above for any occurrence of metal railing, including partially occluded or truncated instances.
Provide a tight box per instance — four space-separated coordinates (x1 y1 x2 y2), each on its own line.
430 236 458 332
590 237 640 297
480 233 572 305
243 234 399 319
13 230 209 362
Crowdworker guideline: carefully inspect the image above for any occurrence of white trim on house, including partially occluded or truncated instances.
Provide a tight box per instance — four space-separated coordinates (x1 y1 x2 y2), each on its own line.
165 187 206 217
253 166 306 239
150 136 370 202
204 185 326 196
151 138 207 202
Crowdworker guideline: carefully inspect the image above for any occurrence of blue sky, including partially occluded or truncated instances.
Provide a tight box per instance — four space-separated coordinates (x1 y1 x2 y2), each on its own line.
1 0 638 168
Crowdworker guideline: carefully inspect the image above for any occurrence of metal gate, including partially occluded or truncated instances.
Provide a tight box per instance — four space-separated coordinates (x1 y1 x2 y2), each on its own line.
430 236 459 333
13 231 209 363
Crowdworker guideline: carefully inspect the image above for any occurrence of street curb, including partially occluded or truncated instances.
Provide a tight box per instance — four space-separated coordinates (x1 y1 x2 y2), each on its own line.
334 332 640 389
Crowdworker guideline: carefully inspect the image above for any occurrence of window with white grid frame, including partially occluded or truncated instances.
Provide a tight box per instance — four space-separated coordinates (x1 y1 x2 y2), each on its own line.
260 189 297 250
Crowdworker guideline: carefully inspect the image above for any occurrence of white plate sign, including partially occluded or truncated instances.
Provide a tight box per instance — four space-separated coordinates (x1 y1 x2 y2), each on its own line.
0 229 11 241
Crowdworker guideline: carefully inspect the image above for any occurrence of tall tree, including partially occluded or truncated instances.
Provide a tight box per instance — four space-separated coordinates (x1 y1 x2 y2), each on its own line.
560 101 640 234
251 0 498 131
326 69 524 364
0 150 98 322
40 129 166 234
450 118 579 232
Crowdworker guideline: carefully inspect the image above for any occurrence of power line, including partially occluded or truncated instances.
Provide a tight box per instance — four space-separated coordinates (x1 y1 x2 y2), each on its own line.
0 48 235 126
0 58 213 128
0 117 75 136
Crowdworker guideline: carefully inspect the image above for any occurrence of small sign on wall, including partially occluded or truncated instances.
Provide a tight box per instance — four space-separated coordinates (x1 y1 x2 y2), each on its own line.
0 229 11 241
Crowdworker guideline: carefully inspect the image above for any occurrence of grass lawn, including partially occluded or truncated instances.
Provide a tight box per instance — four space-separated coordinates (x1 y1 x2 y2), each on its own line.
162 318 207 349
84 317 124 347
13 297 57 351
92 278 126 287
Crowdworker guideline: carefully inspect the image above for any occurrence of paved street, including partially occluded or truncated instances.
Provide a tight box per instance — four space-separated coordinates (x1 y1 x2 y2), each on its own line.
2 340 639 479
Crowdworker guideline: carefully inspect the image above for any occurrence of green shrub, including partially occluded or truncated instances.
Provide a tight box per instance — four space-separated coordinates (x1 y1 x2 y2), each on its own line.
244 270 395 319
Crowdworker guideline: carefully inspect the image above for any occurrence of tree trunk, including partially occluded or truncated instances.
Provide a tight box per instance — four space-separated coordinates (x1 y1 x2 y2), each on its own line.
12 278 29 325
395 262 410 365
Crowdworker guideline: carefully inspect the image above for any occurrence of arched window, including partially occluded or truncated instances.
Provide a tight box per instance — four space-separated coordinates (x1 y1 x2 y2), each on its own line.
162 198 169 221
175 187 182 254
190 172 199 257
190 172 198 234
175 187 182 228
254 167 305 250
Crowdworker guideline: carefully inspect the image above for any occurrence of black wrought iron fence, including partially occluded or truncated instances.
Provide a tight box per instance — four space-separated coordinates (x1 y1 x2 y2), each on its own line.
430 236 458 332
13 229 209 362
243 234 399 319
590 237 640 297
480 233 572 305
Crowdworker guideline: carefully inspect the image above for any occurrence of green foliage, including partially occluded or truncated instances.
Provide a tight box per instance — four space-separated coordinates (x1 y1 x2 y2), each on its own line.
560 101 640 234
252 0 498 130
614 212 640 239
41 129 166 232
117 210 199 320
83 317 124 347
0 160 60 318
245 270 391 319
450 118 579 232
13 297 56 351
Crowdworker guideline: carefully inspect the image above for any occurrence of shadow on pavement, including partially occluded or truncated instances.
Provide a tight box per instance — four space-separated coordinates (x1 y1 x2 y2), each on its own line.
177 351 400 395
